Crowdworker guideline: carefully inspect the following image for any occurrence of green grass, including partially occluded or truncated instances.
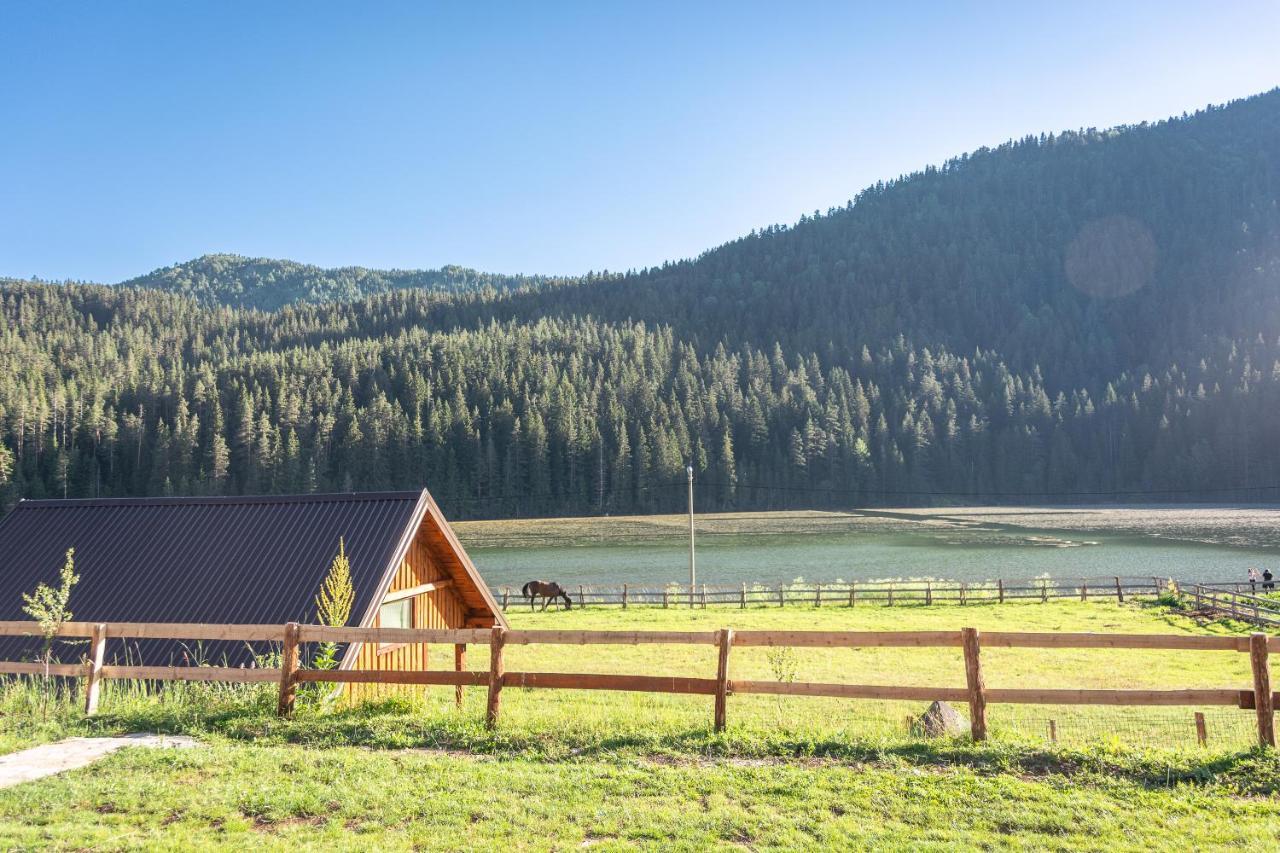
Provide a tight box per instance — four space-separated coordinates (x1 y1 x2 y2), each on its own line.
0 743 1277 850
0 600 1277 849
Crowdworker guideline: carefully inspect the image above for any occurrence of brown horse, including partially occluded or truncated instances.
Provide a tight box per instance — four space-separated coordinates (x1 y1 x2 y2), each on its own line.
521 580 573 611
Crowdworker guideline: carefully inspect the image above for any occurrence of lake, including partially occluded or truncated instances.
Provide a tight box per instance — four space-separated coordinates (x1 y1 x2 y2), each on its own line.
455 506 1280 589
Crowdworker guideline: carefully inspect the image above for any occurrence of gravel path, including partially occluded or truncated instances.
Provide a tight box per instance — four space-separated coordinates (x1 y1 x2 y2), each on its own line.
0 734 199 789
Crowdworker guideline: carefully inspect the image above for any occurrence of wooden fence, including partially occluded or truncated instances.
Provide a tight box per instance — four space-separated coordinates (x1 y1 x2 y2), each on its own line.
1189 585 1280 628
493 576 1170 610
0 620 1276 747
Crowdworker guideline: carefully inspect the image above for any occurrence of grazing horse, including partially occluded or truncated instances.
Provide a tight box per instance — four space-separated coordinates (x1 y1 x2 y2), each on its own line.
522 580 573 611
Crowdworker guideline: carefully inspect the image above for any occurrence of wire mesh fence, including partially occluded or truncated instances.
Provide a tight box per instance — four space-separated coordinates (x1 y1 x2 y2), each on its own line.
989 705 1259 750
493 576 1170 610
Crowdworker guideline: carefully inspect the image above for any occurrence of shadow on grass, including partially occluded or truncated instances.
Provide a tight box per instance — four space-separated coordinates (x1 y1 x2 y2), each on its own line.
78 695 1280 797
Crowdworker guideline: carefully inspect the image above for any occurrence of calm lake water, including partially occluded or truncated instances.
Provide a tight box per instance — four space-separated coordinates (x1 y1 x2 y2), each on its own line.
462 507 1280 589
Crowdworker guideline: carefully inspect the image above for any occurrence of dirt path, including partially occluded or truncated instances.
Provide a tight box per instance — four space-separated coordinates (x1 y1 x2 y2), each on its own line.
0 734 199 789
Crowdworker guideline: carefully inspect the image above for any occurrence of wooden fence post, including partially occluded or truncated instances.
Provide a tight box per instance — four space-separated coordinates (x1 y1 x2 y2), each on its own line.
622 584 628 610
997 578 1005 604
849 582 856 607
961 627 987 741
502 587 510 609
454 643 467 709
1250 633 1274 747
663 588 670 608
486 626 506 729
1152 576 1161 597
1115 577 1123 603
1040 580 1048 603
815 584 822 608
84 623 107 716
579 585 586 609
778 585 785 607
887 584 894 607
1049 720 1057 743
959 583 967 607
925 582 932 606
277 621 300 718
1194 711 1207 747
701 584 707 609
1081 581 1088 602
714 627 734 732
741 583 747 609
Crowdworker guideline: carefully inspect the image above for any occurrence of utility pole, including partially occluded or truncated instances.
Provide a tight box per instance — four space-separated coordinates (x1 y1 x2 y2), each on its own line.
687 465 696 608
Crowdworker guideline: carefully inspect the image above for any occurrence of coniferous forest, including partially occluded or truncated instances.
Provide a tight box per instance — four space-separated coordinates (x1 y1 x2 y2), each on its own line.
2 90 1280 518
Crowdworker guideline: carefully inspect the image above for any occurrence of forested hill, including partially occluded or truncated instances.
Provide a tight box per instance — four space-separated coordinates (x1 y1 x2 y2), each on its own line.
464 89 1280 387
120 254 565 311
1 91 1279 517
105 90 1280 388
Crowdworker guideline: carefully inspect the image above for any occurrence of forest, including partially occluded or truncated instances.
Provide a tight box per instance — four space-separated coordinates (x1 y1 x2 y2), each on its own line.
1 90 1279 518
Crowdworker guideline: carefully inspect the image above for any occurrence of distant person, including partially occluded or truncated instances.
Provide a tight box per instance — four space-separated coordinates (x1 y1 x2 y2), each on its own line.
1265 569 1275 592
1249 567 1261 593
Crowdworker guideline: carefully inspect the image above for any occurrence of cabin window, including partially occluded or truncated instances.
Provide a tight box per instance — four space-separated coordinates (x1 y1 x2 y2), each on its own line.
378 598 413 651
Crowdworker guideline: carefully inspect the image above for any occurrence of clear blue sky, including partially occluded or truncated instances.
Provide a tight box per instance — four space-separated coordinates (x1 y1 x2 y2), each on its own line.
2 2 1278 283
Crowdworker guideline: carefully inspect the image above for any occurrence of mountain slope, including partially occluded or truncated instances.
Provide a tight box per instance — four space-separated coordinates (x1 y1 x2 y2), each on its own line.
114 91 1280 390
467 89 1280 388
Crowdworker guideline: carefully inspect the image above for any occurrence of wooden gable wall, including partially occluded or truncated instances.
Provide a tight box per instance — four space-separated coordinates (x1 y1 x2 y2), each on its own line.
348 523 469 676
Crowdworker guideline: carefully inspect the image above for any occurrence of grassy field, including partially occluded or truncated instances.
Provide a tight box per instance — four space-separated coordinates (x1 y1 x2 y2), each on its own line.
1 743 1278 850
0 599 1277 849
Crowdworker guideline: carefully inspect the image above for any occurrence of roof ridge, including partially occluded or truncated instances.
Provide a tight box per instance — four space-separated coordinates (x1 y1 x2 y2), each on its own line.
15 490 425 509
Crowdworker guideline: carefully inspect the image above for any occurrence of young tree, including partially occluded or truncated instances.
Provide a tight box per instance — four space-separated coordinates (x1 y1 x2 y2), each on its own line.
21 547 79 715
312 538 354 670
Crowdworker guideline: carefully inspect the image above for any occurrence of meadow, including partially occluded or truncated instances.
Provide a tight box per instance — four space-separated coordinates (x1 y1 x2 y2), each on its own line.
0 598 1278 848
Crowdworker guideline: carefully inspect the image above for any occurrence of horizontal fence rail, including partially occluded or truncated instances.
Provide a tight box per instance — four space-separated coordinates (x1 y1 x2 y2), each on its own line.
490 576 1180 611
0 621 1275 747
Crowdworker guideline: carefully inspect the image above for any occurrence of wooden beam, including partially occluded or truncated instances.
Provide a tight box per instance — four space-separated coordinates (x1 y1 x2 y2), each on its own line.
84 623 107 716
455 643 467 708
104 623 281 641
983 687 1244 706
486 626 506 729
734 630 963 648
297 625 493 644
277 622 300 717
728 681 1244 705
100 665 283 683
295 669 486 686
504 630 719 646
502 672 719 695
979 632 1246 651
731 681 969 702
714 628 734 732
0 661 86 676
1251 632 1275 747
0 621 95 637
382 579 454 603
962 627 987 741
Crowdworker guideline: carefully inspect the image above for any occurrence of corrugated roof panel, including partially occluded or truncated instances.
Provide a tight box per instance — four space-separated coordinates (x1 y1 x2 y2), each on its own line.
0 492 425 666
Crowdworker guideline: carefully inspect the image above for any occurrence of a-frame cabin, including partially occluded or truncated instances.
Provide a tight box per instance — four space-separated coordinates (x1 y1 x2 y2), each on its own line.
0 490 506 674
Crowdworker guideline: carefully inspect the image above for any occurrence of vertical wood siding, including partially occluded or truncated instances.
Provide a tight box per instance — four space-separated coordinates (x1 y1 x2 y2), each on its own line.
346 527 470 699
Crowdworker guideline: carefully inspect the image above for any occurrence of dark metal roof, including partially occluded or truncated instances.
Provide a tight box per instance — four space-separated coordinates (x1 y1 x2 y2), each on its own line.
0 491 427 666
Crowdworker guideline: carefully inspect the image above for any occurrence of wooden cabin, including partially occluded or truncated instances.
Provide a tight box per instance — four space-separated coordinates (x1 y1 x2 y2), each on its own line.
0 490 505 682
